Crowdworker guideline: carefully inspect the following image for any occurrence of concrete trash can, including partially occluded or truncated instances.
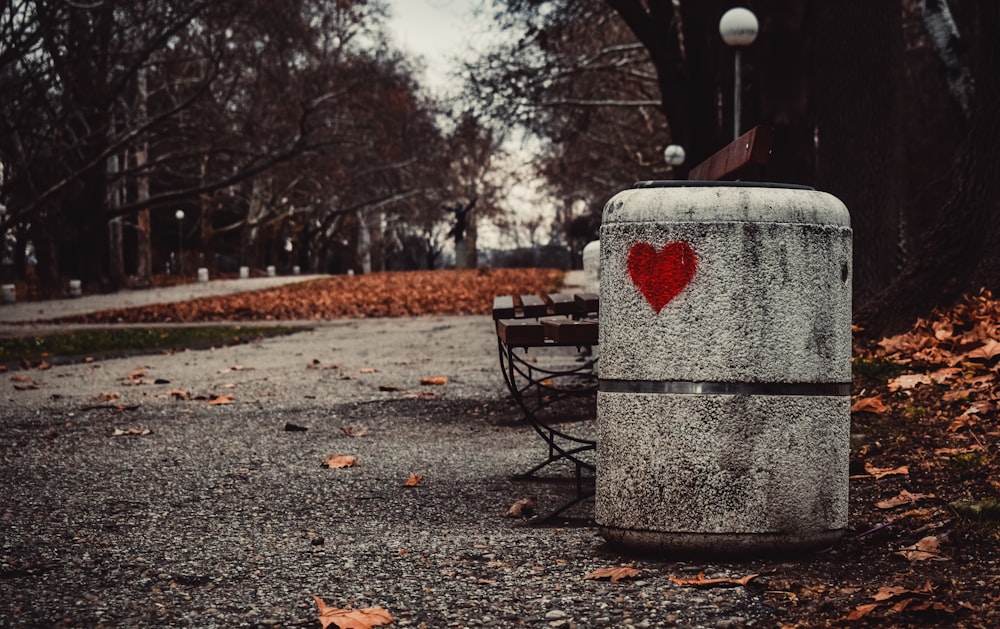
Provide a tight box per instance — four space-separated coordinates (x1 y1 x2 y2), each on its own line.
582 240 601 294
597 181 852 555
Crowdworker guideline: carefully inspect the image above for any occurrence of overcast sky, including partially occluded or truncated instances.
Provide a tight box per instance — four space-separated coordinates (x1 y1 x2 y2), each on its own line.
384 0 489 93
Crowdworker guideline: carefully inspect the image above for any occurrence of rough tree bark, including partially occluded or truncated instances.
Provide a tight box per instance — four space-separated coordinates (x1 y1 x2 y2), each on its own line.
856 0 1000 337
813 0 904 307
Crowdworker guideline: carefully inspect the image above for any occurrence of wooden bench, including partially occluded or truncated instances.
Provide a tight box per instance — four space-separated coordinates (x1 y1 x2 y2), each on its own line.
491 125 774 521
493 292 600 520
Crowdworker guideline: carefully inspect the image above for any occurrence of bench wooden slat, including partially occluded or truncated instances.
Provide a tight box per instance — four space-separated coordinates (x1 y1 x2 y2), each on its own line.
575 293 599 314
545 293 577 315
688 125 773 181
518 294 548 318
542 318 599 346
497 318 546 346
493 295 515 320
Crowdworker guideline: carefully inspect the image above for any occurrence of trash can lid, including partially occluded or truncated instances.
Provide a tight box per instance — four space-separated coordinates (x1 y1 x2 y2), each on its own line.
603 181 850 227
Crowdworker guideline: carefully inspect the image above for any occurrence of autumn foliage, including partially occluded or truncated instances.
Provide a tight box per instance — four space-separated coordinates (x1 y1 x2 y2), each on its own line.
56 269 563 324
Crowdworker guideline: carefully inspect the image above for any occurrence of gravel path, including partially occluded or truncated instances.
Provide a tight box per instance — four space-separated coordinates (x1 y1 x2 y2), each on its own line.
1 313 773 628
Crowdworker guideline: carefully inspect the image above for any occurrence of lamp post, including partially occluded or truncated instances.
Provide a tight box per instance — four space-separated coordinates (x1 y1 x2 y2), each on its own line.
175 209 185 276
719 7 759 140
663 144 686 176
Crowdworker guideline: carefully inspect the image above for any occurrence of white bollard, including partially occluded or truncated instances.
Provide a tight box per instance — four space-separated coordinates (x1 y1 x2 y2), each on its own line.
597 181 853 555
197 267 209 283
582 240 601 294
266 265 276 278
292 265 300 276
68 279 82 297
1 284 15 305
239 266 250 279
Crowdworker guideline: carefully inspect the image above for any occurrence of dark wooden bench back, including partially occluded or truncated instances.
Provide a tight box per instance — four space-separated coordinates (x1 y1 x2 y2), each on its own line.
688 125 773 182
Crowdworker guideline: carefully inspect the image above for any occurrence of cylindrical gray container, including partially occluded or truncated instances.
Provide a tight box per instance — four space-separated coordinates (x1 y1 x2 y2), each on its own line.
597 182 852 555
582 240 601 294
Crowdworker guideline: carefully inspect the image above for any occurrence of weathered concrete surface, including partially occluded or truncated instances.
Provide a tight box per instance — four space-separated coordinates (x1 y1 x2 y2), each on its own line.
582 240 601 295
596 184 852 554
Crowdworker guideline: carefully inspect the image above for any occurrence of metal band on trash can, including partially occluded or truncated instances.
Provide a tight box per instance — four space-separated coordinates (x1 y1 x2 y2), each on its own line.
599 379 851 397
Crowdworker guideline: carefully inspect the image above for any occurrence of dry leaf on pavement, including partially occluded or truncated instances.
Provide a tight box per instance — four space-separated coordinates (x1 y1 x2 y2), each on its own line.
585 565 642 583
403 473 424 487
504 497 535 518
208 394 234 405
668 572 759 587
113 427 152 436
420 376 448 386
322 455 358 469
312 595 393 629
341 425 369 438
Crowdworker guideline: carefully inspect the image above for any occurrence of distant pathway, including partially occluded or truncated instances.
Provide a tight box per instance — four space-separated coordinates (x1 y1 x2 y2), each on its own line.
0 275 326 328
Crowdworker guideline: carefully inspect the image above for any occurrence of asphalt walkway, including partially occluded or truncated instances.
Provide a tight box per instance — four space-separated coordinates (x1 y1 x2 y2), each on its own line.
0 268 773 628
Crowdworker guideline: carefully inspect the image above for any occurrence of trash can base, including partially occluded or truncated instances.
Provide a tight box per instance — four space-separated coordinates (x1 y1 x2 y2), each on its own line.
599 525 846 557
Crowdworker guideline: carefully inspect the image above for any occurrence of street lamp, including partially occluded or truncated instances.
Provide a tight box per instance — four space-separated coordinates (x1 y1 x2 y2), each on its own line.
663 144 686 167
719 7 759 140
175 209 185 276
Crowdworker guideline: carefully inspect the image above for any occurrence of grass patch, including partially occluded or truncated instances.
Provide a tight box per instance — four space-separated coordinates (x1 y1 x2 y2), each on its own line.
0 325 306 365
949 498 1000 522
852 357 903 387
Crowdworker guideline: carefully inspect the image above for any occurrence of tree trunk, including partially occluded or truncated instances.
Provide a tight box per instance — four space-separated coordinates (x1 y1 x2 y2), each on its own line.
464 215 478 269
813 0 904 306
134 68 152 286
754 0 814 185
855 0 1000 337
107 149 126 289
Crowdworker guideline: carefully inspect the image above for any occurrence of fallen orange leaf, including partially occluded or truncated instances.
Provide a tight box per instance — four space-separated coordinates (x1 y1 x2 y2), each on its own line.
873 581 934 601
420 376 448 386
896 536 947 562
851 396 891 414
208 394 234 405
404 473 424 487
323 455 358 469
846 603 879 621
865 462 909 479
876 489 934 509
965 339 1000 361
504 497 535 518
668 572 759 587
585 565 642 583
887 374 932 391
312 595 393 629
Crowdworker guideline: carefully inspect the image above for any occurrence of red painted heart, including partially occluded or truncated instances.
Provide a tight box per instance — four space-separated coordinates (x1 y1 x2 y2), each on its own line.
627 241 698 313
